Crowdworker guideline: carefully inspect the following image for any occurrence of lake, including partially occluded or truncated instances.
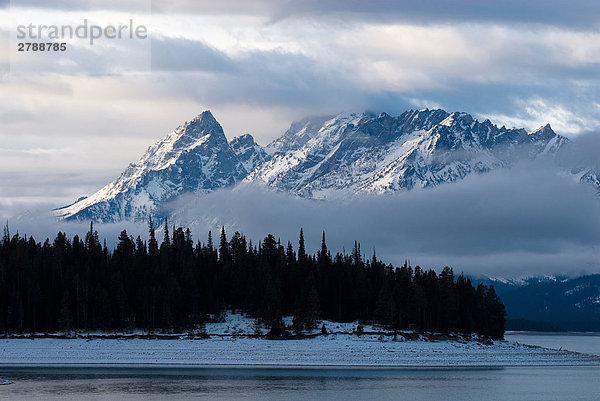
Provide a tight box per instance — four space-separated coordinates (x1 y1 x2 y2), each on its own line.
0 333 599 400
505 331 600 356
1 365 599 400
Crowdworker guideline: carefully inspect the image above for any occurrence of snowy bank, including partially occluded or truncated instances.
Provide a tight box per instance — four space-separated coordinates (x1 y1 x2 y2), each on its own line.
1 336 598 367
0 314 598 368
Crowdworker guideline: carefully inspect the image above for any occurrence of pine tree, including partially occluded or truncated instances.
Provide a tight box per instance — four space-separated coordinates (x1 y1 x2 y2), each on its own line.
219 226 229 262
318 231 327 261
352 241 361 265
298 228 306 263
484 285 506 340
148 216 158 257
162 218 170 247
286 241 295 264
2 220 9 243
207 230 213 251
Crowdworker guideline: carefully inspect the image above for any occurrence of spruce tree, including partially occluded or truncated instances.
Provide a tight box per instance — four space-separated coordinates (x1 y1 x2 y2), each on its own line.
219 226 229 262
298 228 306 264
207 230 213 251
162 218 170 247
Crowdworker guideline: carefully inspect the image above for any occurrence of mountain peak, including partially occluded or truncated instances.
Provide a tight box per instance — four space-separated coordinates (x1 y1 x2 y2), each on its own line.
58 108 577 222
529 123 555 139
181 110 221 136
188 110 221 131
191 110 216 123
230 133 257 147
175 110 226 147
230 133 271 172
58 110 247 222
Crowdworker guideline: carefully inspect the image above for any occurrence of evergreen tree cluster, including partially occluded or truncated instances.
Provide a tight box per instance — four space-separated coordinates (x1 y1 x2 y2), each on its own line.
0 222 506 339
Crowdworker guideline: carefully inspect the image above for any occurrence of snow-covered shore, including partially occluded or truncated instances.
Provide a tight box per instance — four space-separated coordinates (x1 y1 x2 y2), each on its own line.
1 336 599 367
1 314 598 368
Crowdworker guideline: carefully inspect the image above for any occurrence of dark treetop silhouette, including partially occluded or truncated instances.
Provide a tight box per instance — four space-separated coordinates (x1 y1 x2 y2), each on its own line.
0 221 506 340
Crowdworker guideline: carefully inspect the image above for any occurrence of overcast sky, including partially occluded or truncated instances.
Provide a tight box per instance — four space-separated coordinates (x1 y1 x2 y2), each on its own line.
0 1 598 276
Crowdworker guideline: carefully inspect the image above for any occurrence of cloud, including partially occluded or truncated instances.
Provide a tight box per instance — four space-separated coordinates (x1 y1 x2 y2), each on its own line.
144 38 373 112
264 1 600 29
143 20 600 134
4 5 600 134
7 0 148 12
1 0 600 261
487 98 600 135
160 160 600 279
0 203 149 251
21 1 597 30
151 37 233 72
4 142 599 280
557 131 600 171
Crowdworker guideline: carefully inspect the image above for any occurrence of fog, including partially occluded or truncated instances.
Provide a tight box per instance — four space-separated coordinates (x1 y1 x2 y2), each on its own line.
163 161 599 279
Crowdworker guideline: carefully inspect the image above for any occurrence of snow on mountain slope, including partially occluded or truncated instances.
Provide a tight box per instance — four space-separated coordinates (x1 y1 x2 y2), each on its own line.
248 109 569 198
229 134 272 172
57 111 247 222
58 108 576 222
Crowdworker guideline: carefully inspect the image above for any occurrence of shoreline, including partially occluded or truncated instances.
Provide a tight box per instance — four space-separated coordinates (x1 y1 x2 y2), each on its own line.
1 336 598 368
1 315 598 369
0 361 598 369
0 330 492 343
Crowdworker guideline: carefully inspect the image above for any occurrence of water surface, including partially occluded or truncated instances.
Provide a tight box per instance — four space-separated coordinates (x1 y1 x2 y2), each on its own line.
505 332 600 356
1 332 599 400
1 365 599 400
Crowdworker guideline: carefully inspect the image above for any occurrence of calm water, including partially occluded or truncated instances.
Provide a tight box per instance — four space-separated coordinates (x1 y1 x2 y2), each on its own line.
0 366 599 400
1 333 599 400
505 332 600 356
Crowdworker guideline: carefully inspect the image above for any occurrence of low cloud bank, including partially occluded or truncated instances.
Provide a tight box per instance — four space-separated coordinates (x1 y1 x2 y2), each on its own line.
3 152 599 279
165 161 599 279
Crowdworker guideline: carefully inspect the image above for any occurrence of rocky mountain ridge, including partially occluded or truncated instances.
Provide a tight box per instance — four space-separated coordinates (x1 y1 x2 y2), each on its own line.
56 109 588 222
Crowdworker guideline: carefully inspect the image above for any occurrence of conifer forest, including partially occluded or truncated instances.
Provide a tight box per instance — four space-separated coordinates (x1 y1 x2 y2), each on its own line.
0 221 506 339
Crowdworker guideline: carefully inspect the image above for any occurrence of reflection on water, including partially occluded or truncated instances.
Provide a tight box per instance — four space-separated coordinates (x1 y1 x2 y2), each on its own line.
0 365 599 401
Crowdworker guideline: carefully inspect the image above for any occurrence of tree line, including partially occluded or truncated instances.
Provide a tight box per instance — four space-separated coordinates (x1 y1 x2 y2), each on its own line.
0 221 506 339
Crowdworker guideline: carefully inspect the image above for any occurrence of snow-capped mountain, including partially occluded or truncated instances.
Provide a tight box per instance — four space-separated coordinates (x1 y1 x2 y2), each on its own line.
56 111 247 222
59 108 574 222
248 110 568 198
